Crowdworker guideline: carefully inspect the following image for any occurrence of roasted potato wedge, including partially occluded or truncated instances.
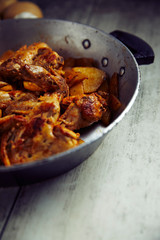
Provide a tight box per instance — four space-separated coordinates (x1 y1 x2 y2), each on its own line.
64 68 86 88
98 78 109 93
69 82 84 96
109 72 119 97
23 81 43 91
71 67 107 93
101 107 111 126
0 84 13 91
109 94 121 112
0 81 8 88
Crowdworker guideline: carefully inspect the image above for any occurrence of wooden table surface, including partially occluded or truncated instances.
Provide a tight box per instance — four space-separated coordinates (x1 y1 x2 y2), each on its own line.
0 0 160 239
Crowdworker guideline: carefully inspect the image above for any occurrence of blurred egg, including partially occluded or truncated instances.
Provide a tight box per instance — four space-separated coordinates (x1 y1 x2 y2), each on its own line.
0 0 17 16
2 1 43 19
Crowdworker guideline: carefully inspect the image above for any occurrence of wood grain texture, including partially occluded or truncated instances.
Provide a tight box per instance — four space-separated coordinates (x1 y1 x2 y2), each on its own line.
0 187 19 236
1 0 160 239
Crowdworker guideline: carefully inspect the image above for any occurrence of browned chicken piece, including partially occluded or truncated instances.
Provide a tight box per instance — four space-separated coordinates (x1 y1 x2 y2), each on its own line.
0 62 68 94
9 90 38 101
0 90 62 132
0 90 68 165
0 118 82 166
0 42 68 95
33 47 64 71
0 42 49 66
21 64 69 95
0 114 26 134
0 90 38 112
0 42 64 76
0 50 15 65
4 92 62 124
59 93 107 130
0 42 49 80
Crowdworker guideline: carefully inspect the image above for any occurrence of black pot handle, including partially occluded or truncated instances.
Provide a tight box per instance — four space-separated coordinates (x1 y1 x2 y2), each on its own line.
110 30 154 65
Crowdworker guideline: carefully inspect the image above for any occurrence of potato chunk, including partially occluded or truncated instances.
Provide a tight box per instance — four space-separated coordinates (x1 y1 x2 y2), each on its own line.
23 81 43 91
109 94 121 111
69 82 84 96
72 67 107 93
109 72 119 97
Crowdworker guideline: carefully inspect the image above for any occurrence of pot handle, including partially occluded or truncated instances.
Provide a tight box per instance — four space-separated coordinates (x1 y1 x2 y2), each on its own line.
110 30 154 65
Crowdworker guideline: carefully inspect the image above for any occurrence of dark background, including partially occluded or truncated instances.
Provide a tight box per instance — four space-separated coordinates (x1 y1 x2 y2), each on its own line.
19 0 160 22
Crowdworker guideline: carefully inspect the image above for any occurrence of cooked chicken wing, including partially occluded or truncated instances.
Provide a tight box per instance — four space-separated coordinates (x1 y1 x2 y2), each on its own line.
59 93 107 130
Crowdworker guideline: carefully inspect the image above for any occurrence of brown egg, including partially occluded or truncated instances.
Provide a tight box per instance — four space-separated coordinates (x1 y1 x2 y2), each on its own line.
0 0 17 16
2 1 43 19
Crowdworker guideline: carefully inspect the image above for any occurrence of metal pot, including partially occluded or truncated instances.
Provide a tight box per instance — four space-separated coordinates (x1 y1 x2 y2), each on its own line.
0 19 154 187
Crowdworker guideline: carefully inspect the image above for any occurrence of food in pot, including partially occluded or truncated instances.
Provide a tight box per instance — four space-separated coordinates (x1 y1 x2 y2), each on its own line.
0 42 121 166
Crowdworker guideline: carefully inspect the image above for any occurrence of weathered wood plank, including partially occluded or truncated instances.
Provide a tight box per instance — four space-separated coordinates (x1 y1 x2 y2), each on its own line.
0 187 20 237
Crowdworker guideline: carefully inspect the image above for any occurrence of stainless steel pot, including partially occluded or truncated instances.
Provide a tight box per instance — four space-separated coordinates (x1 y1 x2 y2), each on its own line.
0 19 154 187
